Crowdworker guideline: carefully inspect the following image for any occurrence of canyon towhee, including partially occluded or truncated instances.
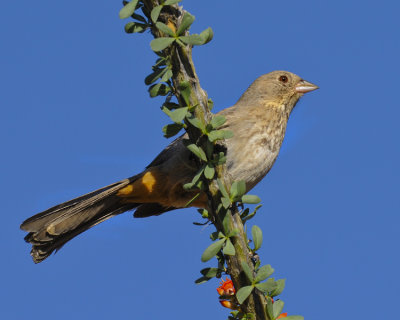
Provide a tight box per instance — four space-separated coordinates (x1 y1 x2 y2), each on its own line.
20 70 318 263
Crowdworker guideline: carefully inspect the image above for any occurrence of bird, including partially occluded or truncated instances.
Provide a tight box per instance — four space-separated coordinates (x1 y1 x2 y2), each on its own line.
20 70 318 263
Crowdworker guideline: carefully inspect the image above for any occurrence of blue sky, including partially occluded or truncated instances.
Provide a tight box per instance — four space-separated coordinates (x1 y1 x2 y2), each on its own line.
1 1 399 319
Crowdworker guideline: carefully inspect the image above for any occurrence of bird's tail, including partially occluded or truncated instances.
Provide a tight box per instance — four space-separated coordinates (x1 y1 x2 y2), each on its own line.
20 177 140 263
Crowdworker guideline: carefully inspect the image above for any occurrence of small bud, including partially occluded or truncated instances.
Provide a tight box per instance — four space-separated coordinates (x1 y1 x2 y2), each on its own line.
277 312 288 319
219 300 235 309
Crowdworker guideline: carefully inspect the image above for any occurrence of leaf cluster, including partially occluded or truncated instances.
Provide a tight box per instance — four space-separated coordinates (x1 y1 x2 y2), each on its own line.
201 228 239 263
234 226 286 305
150 13 213 51
120 1 213 50
217 179 261 210
120 0 149 33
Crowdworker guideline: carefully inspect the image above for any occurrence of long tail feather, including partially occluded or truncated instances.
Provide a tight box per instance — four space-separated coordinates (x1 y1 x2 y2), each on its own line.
20 177 139 263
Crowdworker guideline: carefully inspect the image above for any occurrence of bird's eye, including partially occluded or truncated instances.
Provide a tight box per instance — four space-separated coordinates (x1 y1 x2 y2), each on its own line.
279 75 288 83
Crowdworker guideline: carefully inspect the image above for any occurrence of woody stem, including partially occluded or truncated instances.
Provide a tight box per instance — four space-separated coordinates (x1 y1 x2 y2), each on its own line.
142 1 269 319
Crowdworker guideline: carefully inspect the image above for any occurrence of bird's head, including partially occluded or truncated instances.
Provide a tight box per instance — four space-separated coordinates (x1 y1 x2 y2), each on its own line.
237 70 318 114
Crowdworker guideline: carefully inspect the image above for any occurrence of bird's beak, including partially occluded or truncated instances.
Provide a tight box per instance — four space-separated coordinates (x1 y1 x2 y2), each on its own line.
295 79 319 93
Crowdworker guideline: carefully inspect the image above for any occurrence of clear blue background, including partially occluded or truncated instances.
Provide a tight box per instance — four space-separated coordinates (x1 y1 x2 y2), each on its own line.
1 1 399 319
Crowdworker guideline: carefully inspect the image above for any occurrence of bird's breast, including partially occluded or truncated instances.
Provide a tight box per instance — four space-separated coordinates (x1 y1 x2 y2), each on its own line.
225 115 287 191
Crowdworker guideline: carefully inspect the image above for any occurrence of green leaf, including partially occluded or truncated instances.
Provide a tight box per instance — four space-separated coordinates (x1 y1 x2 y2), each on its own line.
222 210 230 235
205 140 214 159
169 107 188 123
273 300 284 319
200 267 219 278
228 228 239 237
150 5 163 22
204 163 215 179
155 22 175 36
210 115 226 129
161 68 173 82
119 0 139 19
186 144 207 162
207 130 221 142
230 180 246 201
179 81 191 105
145 68 168 85
162 102 180 110
242 195 261 204
217 178 230 199
241 261 254 282
266 296 274 320
150 37 175 51
183 166 204 190
214 152 227 165
179 34 205 46
124 22 147 33
223 130 234 139
201 239 225 262
164 0 181 5
154 57 167 67
194 276 212 284
161 105 172 117
221 197 231 209
236 286 254 304
162 123 183 138
176 12 195 36
254 278 277 293
195 180 204 191
255 264 274 282
284 316 304 320
200 208 209 218
251 225 263 251
210 231 219 241
131 13 147 23
189 166 205 187
270 279 286 297
199 27 214 44
208 129 234 142
242 204 262 223
183 182 194 191
223 238 235 255
186 115 205 131
148 83 161 97
149 83 170 97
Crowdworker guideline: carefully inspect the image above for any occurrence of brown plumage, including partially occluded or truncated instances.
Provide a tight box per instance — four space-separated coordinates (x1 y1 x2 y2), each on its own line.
20 70 318 263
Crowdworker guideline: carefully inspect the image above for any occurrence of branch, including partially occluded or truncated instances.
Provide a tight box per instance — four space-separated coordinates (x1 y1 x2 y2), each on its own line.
142 4 269 316
120 1 296 319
